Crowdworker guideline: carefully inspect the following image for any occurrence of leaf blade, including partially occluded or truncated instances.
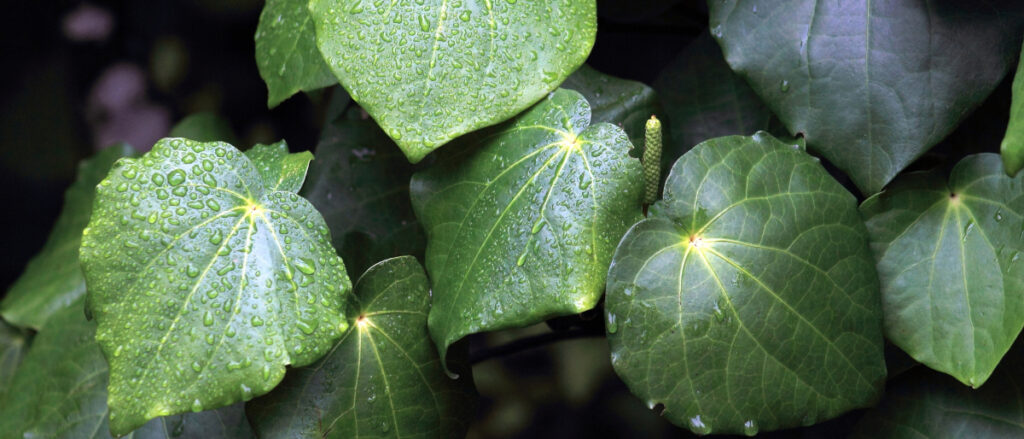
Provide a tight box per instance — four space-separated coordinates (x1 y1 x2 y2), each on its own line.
255 0 338 108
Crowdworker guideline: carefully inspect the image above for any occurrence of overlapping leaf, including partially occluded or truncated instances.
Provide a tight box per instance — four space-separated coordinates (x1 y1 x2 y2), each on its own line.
244 141 313 193
248 256 477 438
411 89 644 365
605 133 886 434
861 154 1024 387
0 144 135 329
308 0 597 162
708 0 1024 194
562 64 660 151
1003 42 1024 176
255 0 337 107
79 138 352 434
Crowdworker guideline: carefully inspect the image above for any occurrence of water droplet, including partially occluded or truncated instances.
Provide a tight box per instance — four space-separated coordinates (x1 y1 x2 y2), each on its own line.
186 264 200 278
607 313 618 333
168 169 186 186
459 10 471 21
780 80 790 92
191 361 203 372
689 415 711 435
203 311 214 326
743 420 758 436
191 399 203 413
531 218 546 234
294 258 316 275
995 210 1004 222
251 315 265 327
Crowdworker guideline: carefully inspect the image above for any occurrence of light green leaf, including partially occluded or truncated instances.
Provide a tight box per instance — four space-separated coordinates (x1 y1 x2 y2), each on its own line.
0 144 136 329
301 119 425 277
168 112 237 145
411 89 644 365
708 0 1024 194
852 345 1024 439
1003 42 1024 176
605 132 886 435
0 321 29 401
562 64 660 151
244 141 313 193
247 256 477 438
308 0 597 162
860 154 1024 387
79 138 352 434
0 300 254 439
255 0 337 108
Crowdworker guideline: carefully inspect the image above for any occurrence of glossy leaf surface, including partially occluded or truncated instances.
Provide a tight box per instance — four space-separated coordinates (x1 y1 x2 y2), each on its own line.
1003 42 1024 176
244 141 313 193
708 0 1024 194
309 0 597 162
0 144 135 329
605 133 886 434
255 0 337 108
562 64 660 151
248 256 477 438
80 138 352 434
861 154 1024 387
411 89 643 365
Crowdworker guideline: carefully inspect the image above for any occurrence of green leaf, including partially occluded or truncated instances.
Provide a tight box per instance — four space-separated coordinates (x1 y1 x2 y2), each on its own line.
411 89 643 365
244 141 313 193
255 0 338 108
652 32 777 171
0 144 136 329
562 64 660 151
247 256 477 438
708 0 1024 194
301 119 425 277
308 0 597 162
860 154 1024 387
605 132 886 435
168 112 238 144
1003 42 1024 176
852 345 1024 439
0 300 254 439
0 321 29 401
79 138 353 434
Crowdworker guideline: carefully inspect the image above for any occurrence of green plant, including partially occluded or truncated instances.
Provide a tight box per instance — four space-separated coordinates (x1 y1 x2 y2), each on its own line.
3 1 1024 438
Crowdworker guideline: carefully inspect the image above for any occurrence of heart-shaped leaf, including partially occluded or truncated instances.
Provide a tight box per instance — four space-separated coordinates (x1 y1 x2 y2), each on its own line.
605 132 886 435
411 89 643 365
301 119 426 276
708 0 1024 194
0 299 254 439
247 256 477 438
562 64 660 151
0 144 135 329
255 0 337 108
308 0 597 162
860 154 1024 387
80 138 352 434
0 321 28 401
1003 42 1024 176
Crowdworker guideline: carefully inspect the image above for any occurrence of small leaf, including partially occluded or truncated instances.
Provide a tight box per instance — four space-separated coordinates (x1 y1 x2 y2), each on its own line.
708 0 1024 194
411 89 644 365
605 132 886 434
80 138 352 434
255 0 338 108
860 154 1024 387
0 144 135 329
562 64 661 150
0 300 254 438
308 0 597 162
247 256 477 438
1002 42 1024 176
244 140 313 193
168 112 237 144
0 321 29 401
301 119 425 277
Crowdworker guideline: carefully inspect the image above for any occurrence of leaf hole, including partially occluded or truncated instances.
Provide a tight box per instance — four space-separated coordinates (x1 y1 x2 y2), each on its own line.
652 403 666 416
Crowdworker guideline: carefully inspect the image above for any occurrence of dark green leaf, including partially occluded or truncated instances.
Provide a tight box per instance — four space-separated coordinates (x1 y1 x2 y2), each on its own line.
308 0 597 162
0 300 254 439
243 141 313 193
1003 42 1024 176
605 132 886 435
860 154 1024 387
248 256 477 438
168 112 237 144
708 0 1024 194
562 64 660 151
0 144 135 329
79 138 352 434
0 321 28 401
255 0 338 108
301 119 425 277
411 89 643 365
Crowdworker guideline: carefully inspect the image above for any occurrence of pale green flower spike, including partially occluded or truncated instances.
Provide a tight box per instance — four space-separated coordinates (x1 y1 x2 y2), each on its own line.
642 115 662 204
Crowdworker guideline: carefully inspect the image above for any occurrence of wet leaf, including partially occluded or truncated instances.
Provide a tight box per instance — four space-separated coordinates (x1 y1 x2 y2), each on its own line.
1002 42 1024 176
255 0 338 108
562 64 660 151
244 140 313 193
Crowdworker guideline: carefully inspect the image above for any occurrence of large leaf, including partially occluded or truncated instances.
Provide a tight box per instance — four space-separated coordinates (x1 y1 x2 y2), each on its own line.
255 0 337 108
0 321 28 401
79 138 352 434
0 300 254 439
605 132 886 435
708 0 1024 194
411 89 644 365
0 144 135 329
308 0 597 162
860 154 1024 387
301 119 425 276
562 64 660 151
1003 42 1024 176
248 256 477 438
852 345 1024 438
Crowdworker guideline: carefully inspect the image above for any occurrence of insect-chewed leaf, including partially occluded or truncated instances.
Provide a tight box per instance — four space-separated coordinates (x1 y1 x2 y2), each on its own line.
255 0 338 107
861 154 1024 387
605 132 886 435
247 256 477 438
411 89 644 366
79 138 352 435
